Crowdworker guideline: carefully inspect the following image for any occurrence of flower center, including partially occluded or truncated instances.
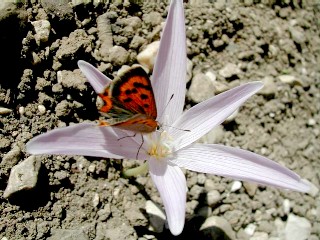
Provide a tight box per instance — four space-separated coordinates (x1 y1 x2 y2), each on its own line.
146 130 174 159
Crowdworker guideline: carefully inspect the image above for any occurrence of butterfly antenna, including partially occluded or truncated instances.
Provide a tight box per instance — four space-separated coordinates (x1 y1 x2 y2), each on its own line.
161 124 191 132
158 94 174 121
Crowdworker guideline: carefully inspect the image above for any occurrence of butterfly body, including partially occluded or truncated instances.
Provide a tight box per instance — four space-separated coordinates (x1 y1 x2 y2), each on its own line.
98 66 158 133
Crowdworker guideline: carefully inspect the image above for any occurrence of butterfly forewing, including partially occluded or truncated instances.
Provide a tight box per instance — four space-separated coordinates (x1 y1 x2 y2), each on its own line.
111 67 157 119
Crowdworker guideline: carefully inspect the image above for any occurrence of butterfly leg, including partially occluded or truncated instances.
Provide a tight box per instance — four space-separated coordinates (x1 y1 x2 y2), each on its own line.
117 133 137 141
136 134 144 159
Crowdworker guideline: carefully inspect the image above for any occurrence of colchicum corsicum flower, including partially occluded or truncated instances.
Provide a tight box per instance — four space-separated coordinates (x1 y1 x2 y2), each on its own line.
27 0 310 236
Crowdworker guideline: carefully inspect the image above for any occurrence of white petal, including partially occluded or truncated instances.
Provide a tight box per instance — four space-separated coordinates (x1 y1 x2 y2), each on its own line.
172 144 310 192
171 82 263 150
149 158 186 235
152 0 186 125
26 123 146 160
78 60 112 94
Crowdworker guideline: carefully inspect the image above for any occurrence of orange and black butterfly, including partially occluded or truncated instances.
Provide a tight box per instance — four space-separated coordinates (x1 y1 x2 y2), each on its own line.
98 66 158 133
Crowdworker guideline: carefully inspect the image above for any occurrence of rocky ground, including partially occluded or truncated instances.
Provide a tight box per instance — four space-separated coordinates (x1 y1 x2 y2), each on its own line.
0 0 319 239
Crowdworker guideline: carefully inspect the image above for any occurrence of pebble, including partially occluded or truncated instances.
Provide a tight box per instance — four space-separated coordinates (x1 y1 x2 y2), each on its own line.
37 104 46 114
186 58 193 83
303 179 319 197
283 199 291 214
201 125 225 144
250 232 268 240
285 214 311 240
224 109 239 123
88 164 96 173
259 76 277 96
219 63 241 78
243 182 258 197
145 200 166 233
206 190 221 207
200 216 236 239
137 41 160 71
188 73 215 103
108 46 129 66
143 12 162 27
48 229 89 240
0 107 12 115
57 69 87 91
1 145 21 169
230 180 242 192
3 156 41 199
307 118 316 126
289 26 306 44
244 223 256 236
18 106 25 115
278 75 302 86
197 174 206 185
31 20 51 45
189 185 203 200
92 193 100 208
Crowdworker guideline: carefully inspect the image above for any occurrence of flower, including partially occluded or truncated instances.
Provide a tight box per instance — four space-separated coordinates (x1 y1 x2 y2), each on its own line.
26 0 310 236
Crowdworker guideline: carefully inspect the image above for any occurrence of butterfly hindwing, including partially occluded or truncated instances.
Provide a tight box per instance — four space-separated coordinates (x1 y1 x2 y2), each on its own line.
97 66 158 133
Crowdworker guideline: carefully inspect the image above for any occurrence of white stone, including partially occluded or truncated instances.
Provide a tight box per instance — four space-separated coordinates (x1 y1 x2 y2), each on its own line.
278 75 302 85
285 214 311 240
307 118 316 126
92 193 100 207
88 164 96 173
31 20 51 45
200 216 236 239
283 199 291 214
145 200 166 233
0 107 12 115
219 63 241 78
37 105 46 114
230 180 242 192
244 223 256 236
18 106 25 115
250 232 268 240
137 41 160 71
224 109 239 123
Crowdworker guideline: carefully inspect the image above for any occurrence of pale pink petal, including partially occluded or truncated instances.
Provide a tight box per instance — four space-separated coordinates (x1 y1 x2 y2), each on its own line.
171 82 263 150
152 0 186 125
149 158 186 235
78 60 112 94
171 144 310 192
26 123 147 160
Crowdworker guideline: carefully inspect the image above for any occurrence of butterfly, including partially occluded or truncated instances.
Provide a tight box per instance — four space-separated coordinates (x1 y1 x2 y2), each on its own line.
98 66 158 133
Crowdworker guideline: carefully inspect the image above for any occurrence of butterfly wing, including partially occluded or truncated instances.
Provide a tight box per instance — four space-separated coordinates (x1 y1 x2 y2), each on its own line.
110 66 157 119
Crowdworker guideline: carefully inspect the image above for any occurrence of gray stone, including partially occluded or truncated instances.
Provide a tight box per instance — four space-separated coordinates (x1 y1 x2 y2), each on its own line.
56 29 92 61
289 26 306 44
57 69 87 91
200 216 236 240
143 12 162 27
3 156 41 199
188 73 215 103
206 190 221 207
243 182 258 197
108 46 129 66
219 63 241 79
1 145 21 170
189 185 203 200
285 214 311 240
145 200 166 233
31 20 51 45
250 232 268 240
48 229 89 240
